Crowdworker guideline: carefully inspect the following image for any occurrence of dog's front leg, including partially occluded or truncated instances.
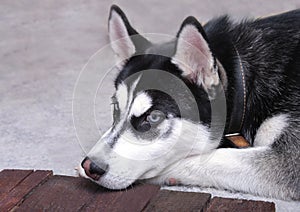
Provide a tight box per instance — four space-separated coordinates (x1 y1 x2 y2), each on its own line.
147 146 296 200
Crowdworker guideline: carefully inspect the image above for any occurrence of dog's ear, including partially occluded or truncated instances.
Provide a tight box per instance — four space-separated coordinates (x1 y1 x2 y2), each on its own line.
172 16 220 99
108 5 151 61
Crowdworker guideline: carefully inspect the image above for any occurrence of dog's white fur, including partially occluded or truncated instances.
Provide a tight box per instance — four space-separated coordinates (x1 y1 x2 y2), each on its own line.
115 82 128 111
254 114 289 147
80 105 215 189
147 146 280 198
87 72 212 170
80 111 289 198
79 8 298 200
129 92 152 117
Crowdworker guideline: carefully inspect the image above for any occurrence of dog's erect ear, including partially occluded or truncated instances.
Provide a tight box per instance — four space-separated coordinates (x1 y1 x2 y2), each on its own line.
172 17 220 98
108 5 151 61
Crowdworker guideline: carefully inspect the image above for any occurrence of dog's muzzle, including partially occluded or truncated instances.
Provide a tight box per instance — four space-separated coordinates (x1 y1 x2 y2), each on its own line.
81 157 107 181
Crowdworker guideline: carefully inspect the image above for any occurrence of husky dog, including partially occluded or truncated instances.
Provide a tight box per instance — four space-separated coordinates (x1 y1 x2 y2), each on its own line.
79 5 300 200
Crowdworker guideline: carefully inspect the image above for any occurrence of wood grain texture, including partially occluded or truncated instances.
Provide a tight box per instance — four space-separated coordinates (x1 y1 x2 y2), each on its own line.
143 190 211 212
16 175 99 211
81 183 160 212
0 169 33 199
205 197 276 212
0 170 53 211
1 170 276 211
17 176 160 212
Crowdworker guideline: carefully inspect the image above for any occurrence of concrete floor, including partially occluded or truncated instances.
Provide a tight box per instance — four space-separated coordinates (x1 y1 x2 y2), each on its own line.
1 1 299 211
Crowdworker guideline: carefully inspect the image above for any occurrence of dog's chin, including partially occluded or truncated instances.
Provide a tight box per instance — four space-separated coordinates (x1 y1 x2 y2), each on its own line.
78 165 135 190
97 175 135 190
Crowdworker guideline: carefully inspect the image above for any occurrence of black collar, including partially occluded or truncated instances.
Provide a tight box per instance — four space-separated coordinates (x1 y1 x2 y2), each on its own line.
225 46 246 137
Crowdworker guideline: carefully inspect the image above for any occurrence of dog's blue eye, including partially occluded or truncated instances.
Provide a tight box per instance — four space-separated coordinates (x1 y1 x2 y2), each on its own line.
147 110 165 124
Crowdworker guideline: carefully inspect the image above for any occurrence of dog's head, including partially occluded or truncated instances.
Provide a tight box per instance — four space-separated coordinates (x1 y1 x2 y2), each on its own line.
78 5 226 189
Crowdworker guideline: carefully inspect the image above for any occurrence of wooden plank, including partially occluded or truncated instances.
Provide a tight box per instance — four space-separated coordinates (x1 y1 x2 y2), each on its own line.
0 170 279 212
0 170 52 210
80 188 125 212
82 183 160 212
0 170 52 211
205 197 275 212
143 190 211 212
16 175 100 211
109 184 160 212
18 175 160 212
0 169 33 199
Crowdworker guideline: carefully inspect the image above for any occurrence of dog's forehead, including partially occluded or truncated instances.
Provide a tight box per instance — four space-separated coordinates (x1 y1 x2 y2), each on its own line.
145 41 176 57
114 41 180 88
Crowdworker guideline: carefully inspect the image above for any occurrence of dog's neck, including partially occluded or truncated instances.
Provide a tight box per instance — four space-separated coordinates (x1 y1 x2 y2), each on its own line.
225 46 246 135
221 46 249 147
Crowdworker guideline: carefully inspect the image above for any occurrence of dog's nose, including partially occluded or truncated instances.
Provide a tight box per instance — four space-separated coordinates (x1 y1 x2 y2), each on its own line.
81 157 107 180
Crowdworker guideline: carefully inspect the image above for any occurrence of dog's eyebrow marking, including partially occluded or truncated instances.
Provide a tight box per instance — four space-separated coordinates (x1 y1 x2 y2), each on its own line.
129 92 152 117
254 113 289 147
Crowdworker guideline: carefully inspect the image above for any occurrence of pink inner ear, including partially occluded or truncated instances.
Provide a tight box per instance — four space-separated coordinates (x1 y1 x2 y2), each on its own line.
172 24 214 86
185 28 208 52
179 25 212 68
109 11 135 60
109 12 128 40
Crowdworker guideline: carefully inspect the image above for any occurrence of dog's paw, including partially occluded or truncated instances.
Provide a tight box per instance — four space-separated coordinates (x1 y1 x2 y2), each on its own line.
166 178 180 186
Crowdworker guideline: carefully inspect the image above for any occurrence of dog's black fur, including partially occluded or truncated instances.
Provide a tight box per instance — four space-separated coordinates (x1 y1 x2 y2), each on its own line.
205 11 300 144
113 9 300 198
80 7 300 200
115 9 300 146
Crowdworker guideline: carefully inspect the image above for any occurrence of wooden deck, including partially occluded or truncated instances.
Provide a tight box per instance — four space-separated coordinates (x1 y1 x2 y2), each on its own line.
0 169 275 211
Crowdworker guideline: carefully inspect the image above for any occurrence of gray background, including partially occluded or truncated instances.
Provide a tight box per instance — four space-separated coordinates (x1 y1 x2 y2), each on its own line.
1 1 299 210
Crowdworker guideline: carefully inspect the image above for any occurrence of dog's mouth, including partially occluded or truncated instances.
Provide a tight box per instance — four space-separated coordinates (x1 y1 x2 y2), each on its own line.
78 161 137 190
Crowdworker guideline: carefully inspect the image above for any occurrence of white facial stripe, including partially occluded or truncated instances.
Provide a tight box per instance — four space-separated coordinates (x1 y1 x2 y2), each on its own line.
129 92 152 117
108 76 142 146
116 83 128 111
114 75 141 116
254 114 289 146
